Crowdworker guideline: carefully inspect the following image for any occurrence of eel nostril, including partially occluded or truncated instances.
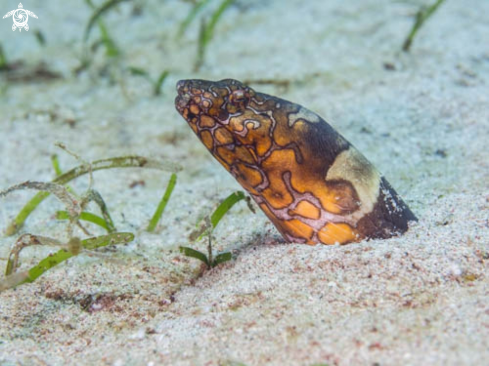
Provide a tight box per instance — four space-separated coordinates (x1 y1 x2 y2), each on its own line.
176 80 187 93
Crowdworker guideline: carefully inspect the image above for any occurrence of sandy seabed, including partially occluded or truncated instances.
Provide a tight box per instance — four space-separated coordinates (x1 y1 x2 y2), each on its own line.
0 0 488 365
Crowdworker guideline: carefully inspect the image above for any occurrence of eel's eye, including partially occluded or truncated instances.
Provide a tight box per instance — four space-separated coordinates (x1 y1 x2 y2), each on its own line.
229 89 249 107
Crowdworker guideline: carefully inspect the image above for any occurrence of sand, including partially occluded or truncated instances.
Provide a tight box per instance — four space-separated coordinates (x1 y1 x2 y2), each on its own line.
0 0 488 365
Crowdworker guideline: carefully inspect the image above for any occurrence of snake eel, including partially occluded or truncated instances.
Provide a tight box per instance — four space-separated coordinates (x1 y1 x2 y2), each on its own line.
175 79 417 245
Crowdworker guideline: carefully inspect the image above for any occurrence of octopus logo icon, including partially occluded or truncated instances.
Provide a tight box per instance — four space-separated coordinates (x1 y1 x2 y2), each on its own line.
3 3 38 32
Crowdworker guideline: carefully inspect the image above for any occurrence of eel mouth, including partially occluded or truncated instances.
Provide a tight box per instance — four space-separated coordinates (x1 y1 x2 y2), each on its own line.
175 80 191 114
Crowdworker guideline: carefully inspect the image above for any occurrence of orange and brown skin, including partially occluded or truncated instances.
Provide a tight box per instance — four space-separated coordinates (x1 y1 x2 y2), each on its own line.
175 79 417 245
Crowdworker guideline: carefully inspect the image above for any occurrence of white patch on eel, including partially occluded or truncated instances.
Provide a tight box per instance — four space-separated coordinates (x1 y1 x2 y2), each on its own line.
325 148 381 222
288 107 321 127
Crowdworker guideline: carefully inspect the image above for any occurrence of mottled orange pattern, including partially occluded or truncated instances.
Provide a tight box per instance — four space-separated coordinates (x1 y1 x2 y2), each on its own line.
175 79 417 245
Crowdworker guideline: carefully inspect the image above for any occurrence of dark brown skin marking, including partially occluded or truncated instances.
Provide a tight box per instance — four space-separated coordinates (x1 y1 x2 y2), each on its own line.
175 79 417 245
